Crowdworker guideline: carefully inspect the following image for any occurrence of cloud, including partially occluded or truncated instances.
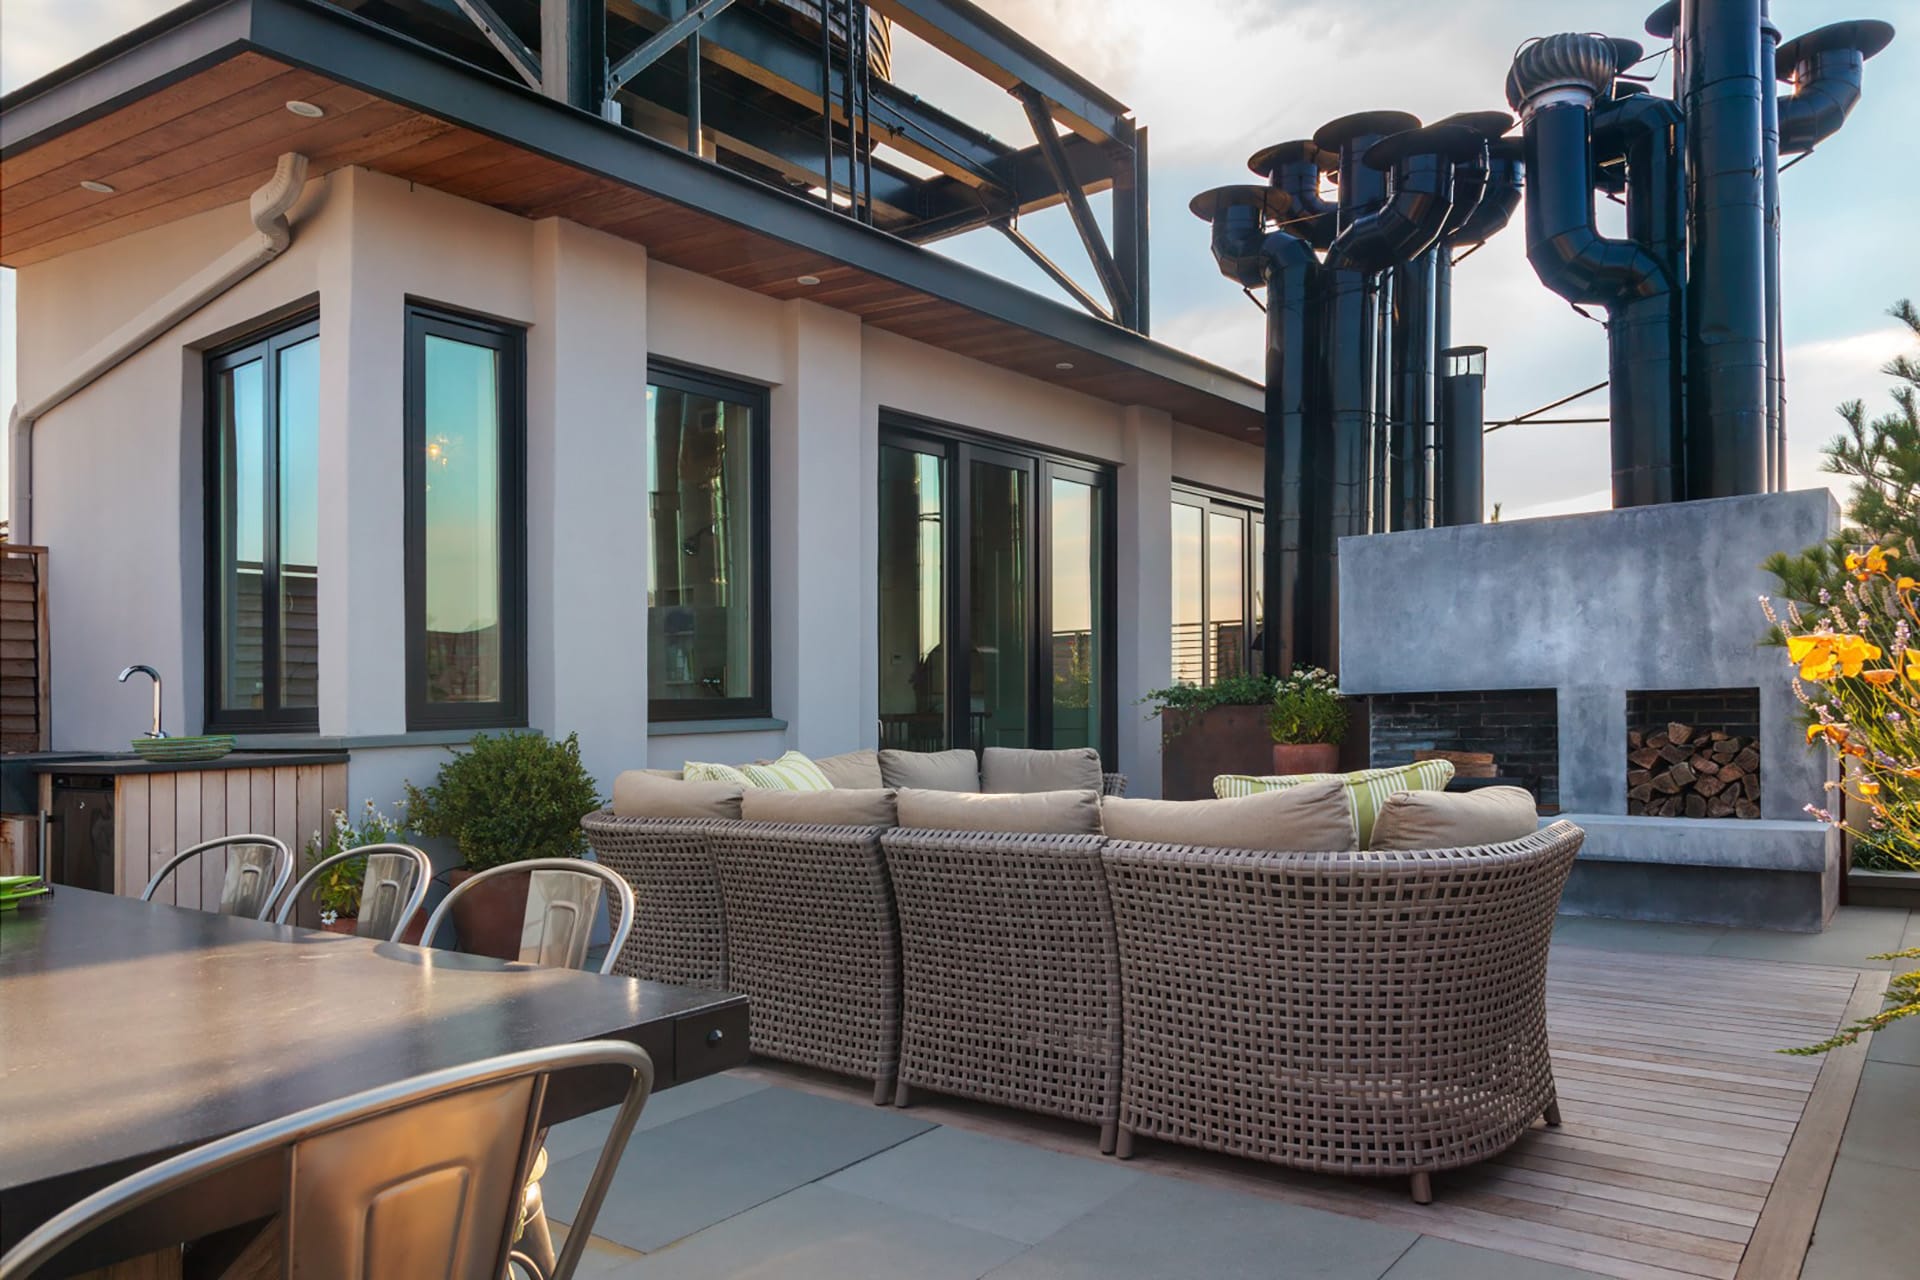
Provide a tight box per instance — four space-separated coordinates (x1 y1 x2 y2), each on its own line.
0 1 168 93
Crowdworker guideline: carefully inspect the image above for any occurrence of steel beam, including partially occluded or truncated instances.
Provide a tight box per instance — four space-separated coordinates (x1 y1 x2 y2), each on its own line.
1109 125 1148 332
1017 85 1129 322
450 0 542 90
540 0 606 112
994 221 1111 321
866 0 1132 143
606 0 738 94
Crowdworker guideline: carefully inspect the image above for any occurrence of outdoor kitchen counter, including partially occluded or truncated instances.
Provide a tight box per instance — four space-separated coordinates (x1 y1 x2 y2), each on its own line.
28 749 349 775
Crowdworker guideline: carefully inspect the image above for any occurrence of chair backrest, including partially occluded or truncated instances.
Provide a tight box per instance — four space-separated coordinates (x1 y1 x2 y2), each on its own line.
0 1041 653 1280
139 834 293 920
274 843 433 942
421 858 636 975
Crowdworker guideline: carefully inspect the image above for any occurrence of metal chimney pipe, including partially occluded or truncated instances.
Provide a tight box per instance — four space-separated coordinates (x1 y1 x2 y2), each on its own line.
1436 346 1488 526
1509 33 1685 507
1248 140 1338 251
1674 0 1769 499
1189 185 1322 673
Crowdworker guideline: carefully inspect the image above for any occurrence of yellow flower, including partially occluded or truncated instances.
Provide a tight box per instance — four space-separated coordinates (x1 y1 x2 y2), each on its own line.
1846 546 1897 579
1864 668 1900 686
1905 650 1920 682
1809 723 1850 747
1789 634 1880 681
1899 576 1917 591
1860 780 1882 798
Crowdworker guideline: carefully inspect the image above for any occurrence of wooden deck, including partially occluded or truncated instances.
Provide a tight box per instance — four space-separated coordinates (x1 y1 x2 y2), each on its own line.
745 943 1880 1280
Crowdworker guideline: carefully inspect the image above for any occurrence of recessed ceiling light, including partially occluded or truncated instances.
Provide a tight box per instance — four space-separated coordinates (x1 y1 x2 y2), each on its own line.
79 180 115 194
795 274 821 286
1055 361 1075 371
285 100 325 118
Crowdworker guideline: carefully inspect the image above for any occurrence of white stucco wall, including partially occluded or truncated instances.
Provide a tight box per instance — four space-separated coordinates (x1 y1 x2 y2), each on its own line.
12 165 1263 802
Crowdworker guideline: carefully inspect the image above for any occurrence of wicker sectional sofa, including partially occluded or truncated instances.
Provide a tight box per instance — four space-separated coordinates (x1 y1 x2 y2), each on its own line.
581 775 1581 1202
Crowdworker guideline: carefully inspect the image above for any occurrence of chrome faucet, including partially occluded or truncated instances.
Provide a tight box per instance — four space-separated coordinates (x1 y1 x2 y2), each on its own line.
118 664 166 738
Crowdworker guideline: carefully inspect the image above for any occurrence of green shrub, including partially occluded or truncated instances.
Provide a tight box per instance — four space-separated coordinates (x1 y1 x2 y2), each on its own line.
1268 666 1347 746
1141 672 1281 719
403 731 602 872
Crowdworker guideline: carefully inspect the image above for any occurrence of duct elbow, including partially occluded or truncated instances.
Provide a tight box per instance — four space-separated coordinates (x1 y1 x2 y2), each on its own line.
1775 20 1894 154
249 152 309 255
1528 226 1668 304
1191 186 1291 290
1210 221 1268 289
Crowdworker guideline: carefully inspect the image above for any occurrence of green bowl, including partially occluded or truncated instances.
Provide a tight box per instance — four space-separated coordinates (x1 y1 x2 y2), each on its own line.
131 735 235 763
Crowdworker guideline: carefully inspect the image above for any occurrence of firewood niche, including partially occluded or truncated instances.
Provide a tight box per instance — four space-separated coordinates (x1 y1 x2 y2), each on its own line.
1628 722 1761 819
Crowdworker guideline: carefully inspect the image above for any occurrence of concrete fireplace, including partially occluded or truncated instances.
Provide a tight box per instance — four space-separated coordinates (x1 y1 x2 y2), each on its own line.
1339 489 1841 931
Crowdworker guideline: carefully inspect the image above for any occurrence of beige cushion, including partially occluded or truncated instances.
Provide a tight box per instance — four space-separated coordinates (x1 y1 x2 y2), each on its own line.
610 770 743 820
1369 786 1538 851
740 787 897 827
1100 780 1357 852
643 768 684 780
815 748 885 790
879 748 980 792
981 746 1104 794
895 787 1102 836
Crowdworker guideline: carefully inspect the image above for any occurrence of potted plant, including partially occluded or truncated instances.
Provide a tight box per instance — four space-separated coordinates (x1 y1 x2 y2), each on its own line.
301 800 413 935
404 731 602 960
1268 666 1347 775
1142 672 1281 800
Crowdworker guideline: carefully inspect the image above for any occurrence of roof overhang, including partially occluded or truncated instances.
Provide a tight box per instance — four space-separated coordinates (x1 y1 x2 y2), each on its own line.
0 0 1262 437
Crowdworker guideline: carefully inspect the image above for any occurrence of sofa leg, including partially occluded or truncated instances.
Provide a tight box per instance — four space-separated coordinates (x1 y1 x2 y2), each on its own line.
1544 1098 1562 1127
873 1077 894 1107
1099 1120 1118 1156
894 1081 912 1108
1409 1172 1433 1205
1114 1128 1134 1160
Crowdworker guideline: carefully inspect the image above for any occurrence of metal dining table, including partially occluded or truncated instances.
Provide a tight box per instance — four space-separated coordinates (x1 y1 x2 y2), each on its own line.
0 887 748 1272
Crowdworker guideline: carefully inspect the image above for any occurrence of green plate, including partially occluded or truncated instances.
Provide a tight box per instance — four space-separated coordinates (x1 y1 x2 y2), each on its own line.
131 735 235 763
0 884 48 911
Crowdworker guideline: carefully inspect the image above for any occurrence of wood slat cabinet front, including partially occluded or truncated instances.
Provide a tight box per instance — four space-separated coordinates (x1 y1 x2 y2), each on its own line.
36 762 347 904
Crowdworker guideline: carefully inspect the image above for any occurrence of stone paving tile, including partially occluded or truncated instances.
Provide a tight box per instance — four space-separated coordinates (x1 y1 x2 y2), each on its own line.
1705 906 1912 969
1866 1006 1920 1067
544 1073 769 1163
1801 1155 1920 1280
823 1124 1140 1244
1834 1060 1920 1172
614 1183 1027 1280
1380 1237 1607 1279
542 1083 933 1253
978 1172 1417 1280
1551 916 1723 955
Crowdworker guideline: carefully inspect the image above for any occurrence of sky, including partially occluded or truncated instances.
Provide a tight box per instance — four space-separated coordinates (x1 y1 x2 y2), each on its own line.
3 0 1917 521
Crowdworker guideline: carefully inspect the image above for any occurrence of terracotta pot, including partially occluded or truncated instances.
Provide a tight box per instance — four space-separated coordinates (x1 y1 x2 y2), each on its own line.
1160 705 1274 800
320 916 358 936
444 867 531 961
395 908 430 947
1271 742 1340 776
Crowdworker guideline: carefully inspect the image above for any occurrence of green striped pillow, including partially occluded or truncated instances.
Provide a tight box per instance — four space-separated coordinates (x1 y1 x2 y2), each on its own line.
1212 760 1455 848
683 760 752 787
740 750 833 792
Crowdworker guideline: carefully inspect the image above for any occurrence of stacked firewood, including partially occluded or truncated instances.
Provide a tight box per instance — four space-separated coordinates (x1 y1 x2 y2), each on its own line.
1628 722 1761 819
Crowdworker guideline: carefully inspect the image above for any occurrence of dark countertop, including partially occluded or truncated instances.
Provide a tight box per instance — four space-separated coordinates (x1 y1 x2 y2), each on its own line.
28 750 351 776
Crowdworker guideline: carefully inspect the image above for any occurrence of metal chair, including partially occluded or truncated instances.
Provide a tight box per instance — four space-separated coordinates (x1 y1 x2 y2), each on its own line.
275 842 433 942
0 1040 654 1280
139 833 293 921
421 858 635 976
421 859 638 1275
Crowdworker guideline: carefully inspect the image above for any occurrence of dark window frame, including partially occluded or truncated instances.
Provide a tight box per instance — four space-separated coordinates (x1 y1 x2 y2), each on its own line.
403 302 528 732
202 311 321 733
879 412 1118 764
1171 482 1264 686
646 359 773 723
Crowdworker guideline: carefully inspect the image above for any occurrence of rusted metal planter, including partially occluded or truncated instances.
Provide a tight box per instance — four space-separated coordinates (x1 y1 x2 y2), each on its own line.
1161 706 1274 800
1270 742 1340 775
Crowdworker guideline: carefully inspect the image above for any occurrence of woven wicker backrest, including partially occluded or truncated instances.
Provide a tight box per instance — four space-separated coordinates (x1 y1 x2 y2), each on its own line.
1101 821 1583 1175
579 811 727 989
881 828 1122 1130
706 821 902 1090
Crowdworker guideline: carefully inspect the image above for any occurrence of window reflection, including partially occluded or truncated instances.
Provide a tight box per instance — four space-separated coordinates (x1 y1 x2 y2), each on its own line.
1171 502 1204 684
879 444 946 751
1208 512 1246 679
1050 477 1101 750
421 334 503 704
276 336 319 709
647 380 757 706
217 358 266 711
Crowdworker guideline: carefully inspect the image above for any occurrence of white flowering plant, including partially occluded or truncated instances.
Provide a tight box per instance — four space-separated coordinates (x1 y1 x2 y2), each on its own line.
303 799 409 923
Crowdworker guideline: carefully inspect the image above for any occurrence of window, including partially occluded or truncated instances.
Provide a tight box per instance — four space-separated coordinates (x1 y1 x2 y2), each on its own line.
1170 486 1264 685
880 415 1116 760
205 314 320 731
647 362 770 720
404 304 526 730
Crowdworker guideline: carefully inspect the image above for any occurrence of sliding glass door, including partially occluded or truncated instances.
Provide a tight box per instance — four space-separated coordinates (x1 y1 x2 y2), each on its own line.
879 421 1113 761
